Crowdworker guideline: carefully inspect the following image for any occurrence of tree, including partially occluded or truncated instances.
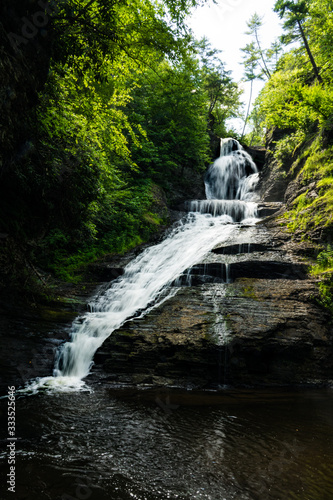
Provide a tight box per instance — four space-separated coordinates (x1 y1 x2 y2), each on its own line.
240 42 263 140
197 39 241 138
246 13 271 79
266 40 284 69
274 0 323 83
126 56 210 181
1 0 224 285
308 0 333 83
241 13 280 140
48 0 209 79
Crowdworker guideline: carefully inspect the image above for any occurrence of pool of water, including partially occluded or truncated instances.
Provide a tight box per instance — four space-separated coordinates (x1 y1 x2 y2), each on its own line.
1 386 333 499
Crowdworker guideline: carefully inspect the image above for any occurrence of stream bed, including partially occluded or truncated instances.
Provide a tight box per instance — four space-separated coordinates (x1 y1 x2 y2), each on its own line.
1 386 333 499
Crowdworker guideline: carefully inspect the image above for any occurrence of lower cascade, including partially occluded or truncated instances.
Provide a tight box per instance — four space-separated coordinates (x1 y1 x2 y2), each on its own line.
27 138 260 391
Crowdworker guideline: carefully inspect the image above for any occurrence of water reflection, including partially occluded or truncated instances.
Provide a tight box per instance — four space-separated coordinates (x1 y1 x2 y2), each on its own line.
1 388 333 499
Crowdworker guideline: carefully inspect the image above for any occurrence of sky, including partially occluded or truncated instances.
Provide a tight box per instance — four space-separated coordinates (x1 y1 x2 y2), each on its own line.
188 0 283 133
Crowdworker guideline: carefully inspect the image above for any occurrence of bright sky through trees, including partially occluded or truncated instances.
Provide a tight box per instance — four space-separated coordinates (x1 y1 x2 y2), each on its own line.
189 0 282 133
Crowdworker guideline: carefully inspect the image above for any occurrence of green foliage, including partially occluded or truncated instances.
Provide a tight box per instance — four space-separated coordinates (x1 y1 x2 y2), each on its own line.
317 276 333 313
274 130 307 166
310 245 333 312
253 0 333 246
126 41 241 185
253 0 333 145
42 179 166 281
51 0 203 74
0 0 243 287
282 139 333 237
274 0 309 40
241 96 265 146
127 58 210 182
259 61 313 130
274 0 322 82
312 245 333 273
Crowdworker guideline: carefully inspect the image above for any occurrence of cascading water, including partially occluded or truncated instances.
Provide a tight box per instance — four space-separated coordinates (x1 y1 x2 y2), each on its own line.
206 138 258 201
188 138 259 220
25 138 260 392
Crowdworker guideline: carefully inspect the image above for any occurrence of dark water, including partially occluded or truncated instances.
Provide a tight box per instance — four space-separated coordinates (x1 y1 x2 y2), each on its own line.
1 386 333 500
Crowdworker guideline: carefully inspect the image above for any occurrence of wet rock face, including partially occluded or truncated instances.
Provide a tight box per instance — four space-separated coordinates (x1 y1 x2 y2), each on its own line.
243 145 266 171
95 223 333 388
95 287 222 388
257 202 283 218
258 129 295 203
176 261 307 283
0 306 73 394
0 282 99 394
96 277 332 388
220 279 332 386
259 157 291 202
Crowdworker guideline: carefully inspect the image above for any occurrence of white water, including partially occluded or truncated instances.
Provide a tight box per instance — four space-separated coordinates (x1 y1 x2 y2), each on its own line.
205 138 259 201
187 200 258 221
23 138 260 393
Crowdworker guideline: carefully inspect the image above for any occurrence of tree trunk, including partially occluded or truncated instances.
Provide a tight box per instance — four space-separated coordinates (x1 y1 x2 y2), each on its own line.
255 31 271 79
241 79 253 141
297 20 323 84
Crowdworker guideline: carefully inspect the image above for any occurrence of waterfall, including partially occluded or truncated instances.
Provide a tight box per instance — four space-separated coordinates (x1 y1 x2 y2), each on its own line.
24 138 260 392
186 200 258 222
205 138 258 201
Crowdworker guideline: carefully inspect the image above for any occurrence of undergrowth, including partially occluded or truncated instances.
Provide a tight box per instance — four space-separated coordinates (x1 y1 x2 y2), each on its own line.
33 180 167 283
310 245 333 312
279 136 333 313
283 139 333 238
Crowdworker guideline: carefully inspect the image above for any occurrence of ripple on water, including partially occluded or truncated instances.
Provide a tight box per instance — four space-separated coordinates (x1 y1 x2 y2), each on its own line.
1 388 333 500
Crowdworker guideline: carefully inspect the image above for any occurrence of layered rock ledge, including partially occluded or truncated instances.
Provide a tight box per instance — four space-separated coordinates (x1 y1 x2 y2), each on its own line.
94 219 333 388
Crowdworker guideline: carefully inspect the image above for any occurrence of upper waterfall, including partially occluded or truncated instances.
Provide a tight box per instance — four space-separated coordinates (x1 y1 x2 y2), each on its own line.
187 138 259 221
205 138 259 201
